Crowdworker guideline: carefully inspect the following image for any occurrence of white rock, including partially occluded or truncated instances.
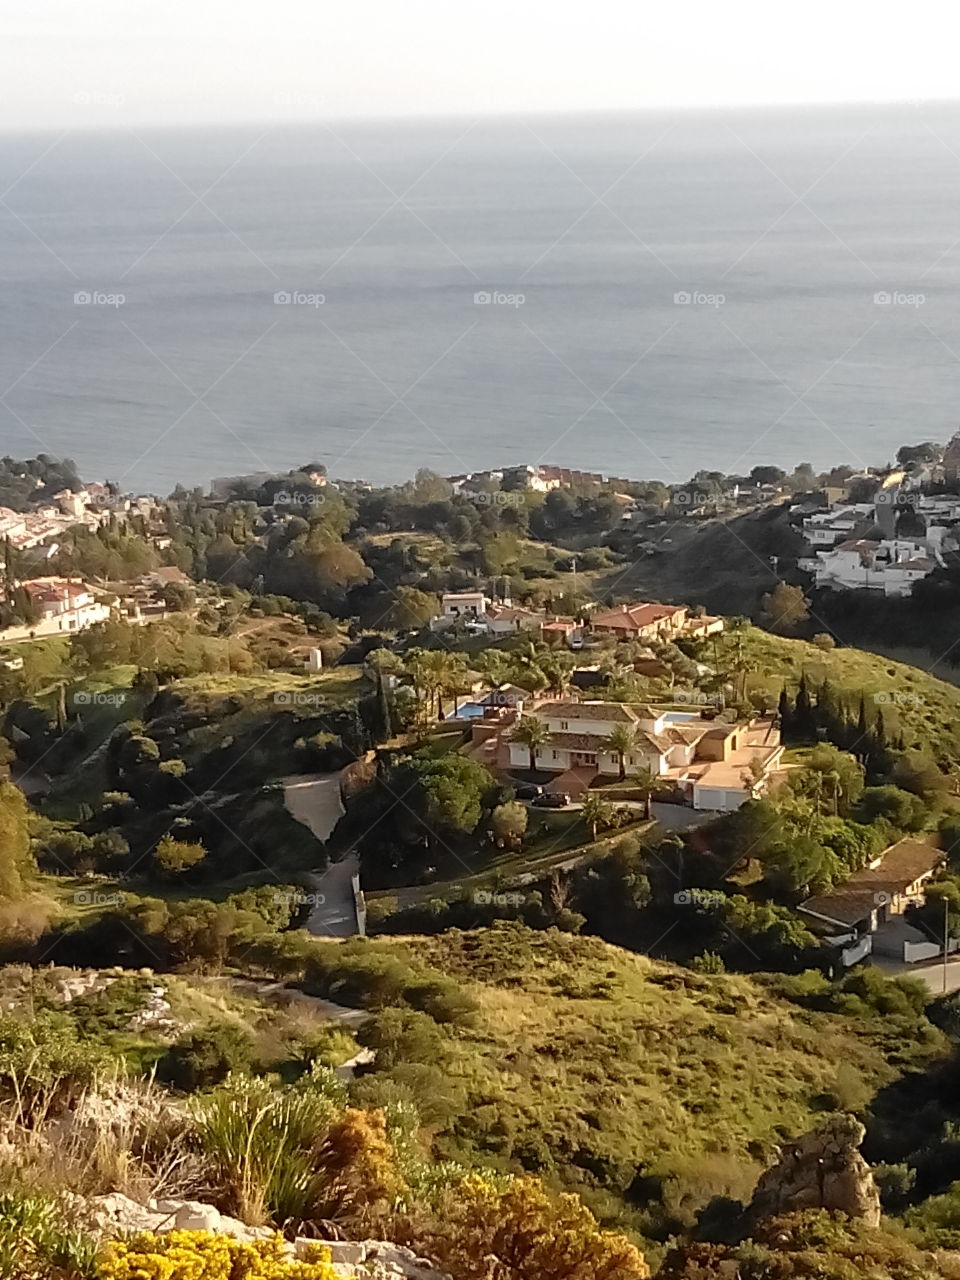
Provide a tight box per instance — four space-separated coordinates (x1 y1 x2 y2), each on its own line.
325 1241 367 1265
89 1193 168 1234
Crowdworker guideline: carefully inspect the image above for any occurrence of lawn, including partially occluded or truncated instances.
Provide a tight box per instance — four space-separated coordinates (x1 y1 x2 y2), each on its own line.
367 812 652 908
171 665 366 707
1 636 71 689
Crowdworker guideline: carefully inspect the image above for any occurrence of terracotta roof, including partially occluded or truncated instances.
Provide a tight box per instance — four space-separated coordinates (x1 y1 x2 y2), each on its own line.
539 700 639 723
798 888 878 928
145 566 191 585
854 839 945 894
799 839 944 926
664 725 709 745
23 577 89 603
590 602 686 631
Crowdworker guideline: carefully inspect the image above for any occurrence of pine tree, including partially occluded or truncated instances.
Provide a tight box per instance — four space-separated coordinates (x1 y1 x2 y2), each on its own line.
854 693 870 757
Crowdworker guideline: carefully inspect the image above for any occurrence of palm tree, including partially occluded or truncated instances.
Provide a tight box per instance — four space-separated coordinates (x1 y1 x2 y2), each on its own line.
445 654 472 716
402 649 441 732
606 722 640 781
512 714 549 774
418 649 456 719
540 653 574 700
581 792 613 841
476 647 511 688
630 766 660 820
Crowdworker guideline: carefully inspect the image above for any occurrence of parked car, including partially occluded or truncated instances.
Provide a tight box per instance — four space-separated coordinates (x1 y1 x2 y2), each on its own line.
514 782 544 800
533 791 570 808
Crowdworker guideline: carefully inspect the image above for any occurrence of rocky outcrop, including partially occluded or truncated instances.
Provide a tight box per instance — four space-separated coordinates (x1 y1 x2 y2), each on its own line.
88 1193 272 1240
87 1195 451 1280
747 1115 881 1227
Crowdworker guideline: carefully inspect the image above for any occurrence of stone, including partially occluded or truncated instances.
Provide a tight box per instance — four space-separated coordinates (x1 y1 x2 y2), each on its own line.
91 1197 448 1278
152 1199 271 1241
157 1199 224 1232
747 1115 881 1228
89 1193 169 1234
324 1241 367 1265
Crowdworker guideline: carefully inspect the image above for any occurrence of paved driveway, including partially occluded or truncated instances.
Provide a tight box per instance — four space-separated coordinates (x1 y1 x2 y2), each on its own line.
283 773 344 842
305 852 361 938
283 773 360 938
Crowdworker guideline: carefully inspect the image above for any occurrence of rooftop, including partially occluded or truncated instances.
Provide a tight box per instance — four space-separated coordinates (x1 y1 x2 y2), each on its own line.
800 839 944 926
537 700 641 724
590 602 686 631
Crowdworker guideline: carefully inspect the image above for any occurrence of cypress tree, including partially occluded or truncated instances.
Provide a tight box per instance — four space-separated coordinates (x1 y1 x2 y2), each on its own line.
855 694 870 756
778 684 792 733
795 673 816 741
817 678 839 741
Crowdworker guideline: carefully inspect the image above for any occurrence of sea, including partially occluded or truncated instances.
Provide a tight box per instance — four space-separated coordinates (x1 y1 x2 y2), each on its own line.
3 102 960 495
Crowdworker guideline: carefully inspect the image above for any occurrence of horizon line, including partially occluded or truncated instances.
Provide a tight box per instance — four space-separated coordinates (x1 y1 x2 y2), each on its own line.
3 95 960 137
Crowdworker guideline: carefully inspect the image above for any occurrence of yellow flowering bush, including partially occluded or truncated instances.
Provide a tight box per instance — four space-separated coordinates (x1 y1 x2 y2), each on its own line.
97 1230 349 1280
393 1172 649 1280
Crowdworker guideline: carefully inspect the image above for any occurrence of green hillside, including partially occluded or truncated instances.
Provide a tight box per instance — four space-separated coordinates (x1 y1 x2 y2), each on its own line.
359 925 943 1235
718 625 960 765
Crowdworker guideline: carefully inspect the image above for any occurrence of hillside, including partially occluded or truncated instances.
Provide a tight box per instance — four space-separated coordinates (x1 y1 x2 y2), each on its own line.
600 505 802 615
357 925 943 1236
717 625 960 765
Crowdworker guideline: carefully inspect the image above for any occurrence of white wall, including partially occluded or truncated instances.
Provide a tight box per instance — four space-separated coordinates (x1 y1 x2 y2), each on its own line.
692 784 747 811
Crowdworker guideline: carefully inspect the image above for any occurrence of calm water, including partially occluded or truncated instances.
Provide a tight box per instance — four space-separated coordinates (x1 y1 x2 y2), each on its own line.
2 104 960 493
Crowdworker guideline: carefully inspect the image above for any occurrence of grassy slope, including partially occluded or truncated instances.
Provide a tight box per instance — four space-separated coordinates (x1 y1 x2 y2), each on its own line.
596 505 800 614
368 926 940 1224
719 625 960 763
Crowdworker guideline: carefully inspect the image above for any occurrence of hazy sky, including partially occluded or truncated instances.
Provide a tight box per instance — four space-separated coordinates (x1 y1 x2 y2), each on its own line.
2 0 954 129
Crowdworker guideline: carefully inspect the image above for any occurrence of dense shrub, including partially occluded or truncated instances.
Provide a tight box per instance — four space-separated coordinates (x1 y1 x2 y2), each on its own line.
392 1172 649 1280
0 1191 97 1280
0 1012 111 1109
99 1230 342 1280
157 1023 254 1092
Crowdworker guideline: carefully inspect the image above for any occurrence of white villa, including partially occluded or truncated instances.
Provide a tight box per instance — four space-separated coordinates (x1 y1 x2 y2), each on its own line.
801 504 875 547
432 590 490 627
508 701 784 811
432 592 555 638
0 577 111 642
802 537 944 597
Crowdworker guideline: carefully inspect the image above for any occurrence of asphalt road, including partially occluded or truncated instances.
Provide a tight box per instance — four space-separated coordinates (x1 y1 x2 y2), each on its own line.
283 773 360 938
873 956 960 995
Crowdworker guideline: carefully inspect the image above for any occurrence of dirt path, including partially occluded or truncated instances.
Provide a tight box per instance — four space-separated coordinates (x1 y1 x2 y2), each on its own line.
216 977 368 1028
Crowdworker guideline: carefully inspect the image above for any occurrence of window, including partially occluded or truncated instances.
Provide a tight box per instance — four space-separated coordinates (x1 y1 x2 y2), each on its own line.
560 720 569 730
